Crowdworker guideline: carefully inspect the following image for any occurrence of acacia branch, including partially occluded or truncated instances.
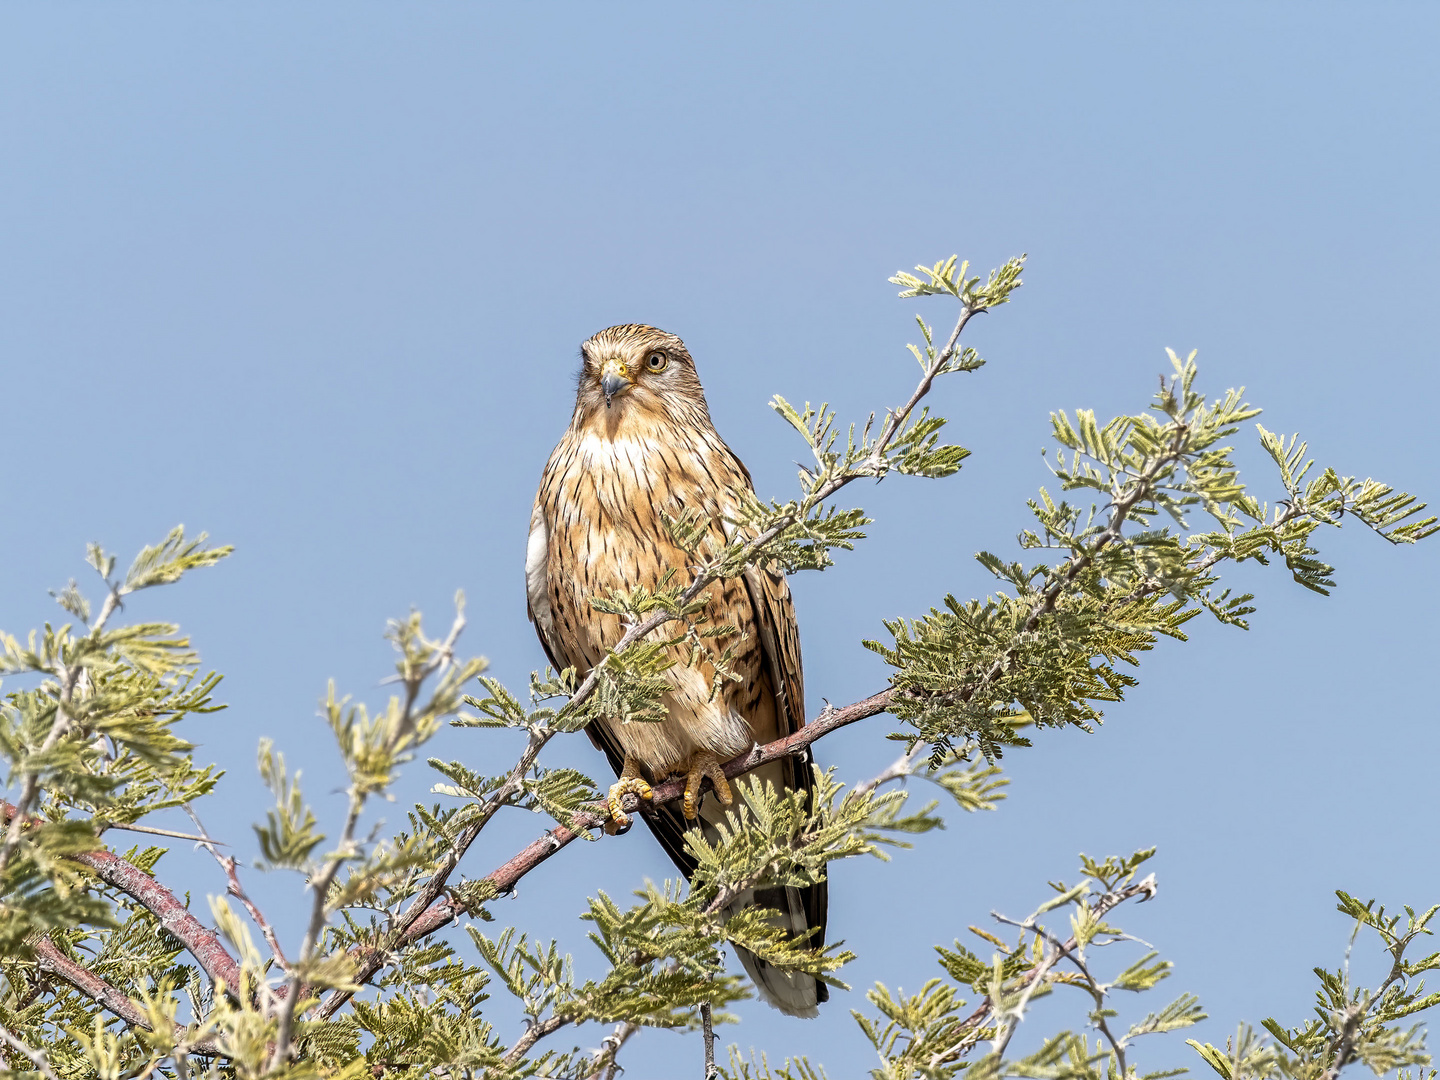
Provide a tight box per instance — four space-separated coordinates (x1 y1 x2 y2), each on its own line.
323 325 1278 1021
850 742 929 800
701 1001 719 1080
585 1020 637 1080
1 800 242 991
991 909 1133 1075
497 1015 570 1072
950 876 1159 1067
271 794 363 1070
186 805 290 973
1316 940 1413 1080
324 475 1218 1011
31 938 219 1054
316 687 895 1020
391 725 556 945
451 436 1205 914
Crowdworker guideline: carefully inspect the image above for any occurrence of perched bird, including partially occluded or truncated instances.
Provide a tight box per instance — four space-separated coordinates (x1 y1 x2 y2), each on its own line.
526 324 828 1017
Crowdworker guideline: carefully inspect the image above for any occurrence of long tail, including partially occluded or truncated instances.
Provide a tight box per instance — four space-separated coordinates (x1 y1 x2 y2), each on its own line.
728 882 829 1018
623 757 831 1017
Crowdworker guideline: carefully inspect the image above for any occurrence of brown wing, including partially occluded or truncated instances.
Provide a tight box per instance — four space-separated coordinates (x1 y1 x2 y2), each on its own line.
622 564 817 884
741 562 827 962
723 425 829 1008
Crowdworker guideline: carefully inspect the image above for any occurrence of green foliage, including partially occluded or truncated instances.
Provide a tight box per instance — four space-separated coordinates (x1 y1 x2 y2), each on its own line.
1189 895 1440 1080
0 528 228 960
0 256 1434 1080
891 254 1026 311
769 849 1209 1080
865 348 1435 765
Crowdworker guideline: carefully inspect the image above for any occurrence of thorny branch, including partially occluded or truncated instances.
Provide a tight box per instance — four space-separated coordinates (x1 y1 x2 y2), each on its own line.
585 1020 638 1080
325 456 1293 1016
701 1001 718 1080
270 783 359 1069
991 909 1133 1075
382 424 1250 946
1 799 243 992
497 1015 570 1071
186 805 291 972
1316 930 1415 1080
455 733 900 1077
272 605 468 1067
392 725 554 945
850 741 929 800
30 938 220 1054
316 723 556 1019
971 877 1159 1066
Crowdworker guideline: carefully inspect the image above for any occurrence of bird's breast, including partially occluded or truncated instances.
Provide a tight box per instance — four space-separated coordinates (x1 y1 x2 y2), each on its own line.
541 425 738 624
554 430 730 534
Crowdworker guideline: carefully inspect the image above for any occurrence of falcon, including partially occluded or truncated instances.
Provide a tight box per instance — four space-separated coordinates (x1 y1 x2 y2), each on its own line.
526 324 828 1017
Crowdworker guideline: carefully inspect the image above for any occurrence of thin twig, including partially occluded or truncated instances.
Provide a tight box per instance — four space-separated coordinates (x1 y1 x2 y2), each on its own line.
991 909 1133 1075
275 605 469 1061
1317 938 1412 1080
850 741 929 799
497 1015 571 1072
390 725 555 944
0 1018 60 1080
985 876 1158 1061
270 795 362 1070
185 805 290 972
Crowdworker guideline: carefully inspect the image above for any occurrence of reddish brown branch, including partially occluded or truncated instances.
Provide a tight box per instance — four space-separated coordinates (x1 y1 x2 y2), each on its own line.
32 939 155 1030
318 687 897 1018
2 802 242 991
487 686 895 896
32 939 219 1053
77 846 242 990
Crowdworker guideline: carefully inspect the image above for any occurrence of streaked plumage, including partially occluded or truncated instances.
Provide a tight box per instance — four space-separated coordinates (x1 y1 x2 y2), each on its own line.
526 324 827 1017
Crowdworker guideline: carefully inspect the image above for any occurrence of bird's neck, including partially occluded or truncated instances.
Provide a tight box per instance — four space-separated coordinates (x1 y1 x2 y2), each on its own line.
573 396 714 445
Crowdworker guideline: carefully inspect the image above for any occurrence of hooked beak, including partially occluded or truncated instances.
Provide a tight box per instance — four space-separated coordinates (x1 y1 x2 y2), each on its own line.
599 361 630 406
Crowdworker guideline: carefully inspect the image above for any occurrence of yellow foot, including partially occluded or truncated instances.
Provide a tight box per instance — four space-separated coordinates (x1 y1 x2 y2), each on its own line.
606 758 653 834
681 750 734 820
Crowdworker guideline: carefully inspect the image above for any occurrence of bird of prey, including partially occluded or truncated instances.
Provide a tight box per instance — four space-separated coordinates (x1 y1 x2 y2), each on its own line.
526 323 827 1017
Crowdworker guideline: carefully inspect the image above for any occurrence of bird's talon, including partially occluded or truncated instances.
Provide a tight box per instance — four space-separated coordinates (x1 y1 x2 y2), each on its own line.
606 770 654 833
681 751 734 820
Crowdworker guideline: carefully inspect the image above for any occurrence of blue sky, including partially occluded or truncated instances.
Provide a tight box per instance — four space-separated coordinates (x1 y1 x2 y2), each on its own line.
2 4 1437 1075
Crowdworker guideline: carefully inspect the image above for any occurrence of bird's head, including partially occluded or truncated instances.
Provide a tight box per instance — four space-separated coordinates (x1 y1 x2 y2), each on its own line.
575 324 710 431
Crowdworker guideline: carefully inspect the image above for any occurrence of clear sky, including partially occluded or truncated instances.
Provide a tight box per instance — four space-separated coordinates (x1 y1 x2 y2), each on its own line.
2 4 1437 1075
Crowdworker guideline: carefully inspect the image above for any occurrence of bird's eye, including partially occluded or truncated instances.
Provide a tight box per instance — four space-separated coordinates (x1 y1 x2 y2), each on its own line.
645 351 668 372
